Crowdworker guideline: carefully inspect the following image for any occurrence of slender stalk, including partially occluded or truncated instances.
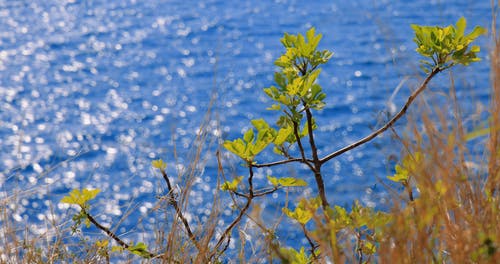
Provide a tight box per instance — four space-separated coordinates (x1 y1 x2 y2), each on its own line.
253 187 279 197
292 120 315 171
82 209 156 259
488 14 500 195
254 69 441 170
302 224 318 260
160 169 200 251
210 163 255 260
254 157 306 168
320 68 441 164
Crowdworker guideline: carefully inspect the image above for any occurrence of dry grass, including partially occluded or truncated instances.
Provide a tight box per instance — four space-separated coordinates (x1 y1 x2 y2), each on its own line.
375 17 500 264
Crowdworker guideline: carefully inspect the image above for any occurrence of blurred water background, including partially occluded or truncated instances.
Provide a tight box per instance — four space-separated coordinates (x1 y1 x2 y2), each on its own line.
0 0 495 257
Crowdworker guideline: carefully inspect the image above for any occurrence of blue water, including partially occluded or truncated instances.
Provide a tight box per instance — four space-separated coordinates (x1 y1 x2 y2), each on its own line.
0 0 494 259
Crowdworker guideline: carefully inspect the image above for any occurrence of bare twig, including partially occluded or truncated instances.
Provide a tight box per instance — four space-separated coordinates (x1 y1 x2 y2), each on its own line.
253 157 307 168
159 169 201 251
253 187 279 197
320 68 441 164
82 209 156 259
210 162 256 260
302 224 318 260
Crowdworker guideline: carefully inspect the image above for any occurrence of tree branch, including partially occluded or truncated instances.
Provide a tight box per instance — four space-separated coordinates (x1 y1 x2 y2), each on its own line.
319 68 441 164
304 103 329 208
253 157 306 168
82 209 156 259
253 70 440 170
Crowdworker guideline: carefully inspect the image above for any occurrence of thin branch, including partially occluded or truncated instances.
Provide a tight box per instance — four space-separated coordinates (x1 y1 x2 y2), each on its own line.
210 163 256 259
160 169 200 251
302 224 318 260
253 157 306 168
320 68 441 164
82 209 156 259
293 120 315 171
232 190 249 198
253 187 279 197
254 69 441 170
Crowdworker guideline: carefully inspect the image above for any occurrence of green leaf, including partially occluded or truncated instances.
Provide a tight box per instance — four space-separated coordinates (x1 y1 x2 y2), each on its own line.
128 242 151 258
327 205 352 231
223 139 248 160
221 176 244 192
274 126 292 145
274 72 287 88
267 176 280 187
243 129 254 143
300 69 321 96
95 239 109 248
251 118 271 131
286 77 303 95
278 247 310 264
84 218 91 228
283 197 320 224
466 26 487 40
387 152 423 183
267 176 307 187
224 119 276 162
267 104 281 111
456 17 466 37
111 246 124 253
252 135 274 156
362 241 377 255
61 188 100 207
386 164 409 183
412 17 486 70
278 177 307 187
283 207 313 225
151 159 167 170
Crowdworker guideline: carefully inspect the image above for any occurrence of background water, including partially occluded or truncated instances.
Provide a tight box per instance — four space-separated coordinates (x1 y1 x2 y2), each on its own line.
0 0 495 258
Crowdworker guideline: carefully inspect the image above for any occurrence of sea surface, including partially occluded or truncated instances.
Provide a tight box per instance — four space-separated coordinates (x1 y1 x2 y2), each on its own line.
0 0 495 259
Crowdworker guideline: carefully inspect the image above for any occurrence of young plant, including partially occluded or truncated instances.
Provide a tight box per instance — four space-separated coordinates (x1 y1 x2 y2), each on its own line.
222 17 485 262
60 17 487 263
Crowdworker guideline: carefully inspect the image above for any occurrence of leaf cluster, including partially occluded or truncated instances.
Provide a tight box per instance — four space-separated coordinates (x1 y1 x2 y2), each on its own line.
412 17 486 72
386 152 424 184
223 119 292 162
61 188 100 210
278 247 316 264
282 197 321 225
264 28 331 135
267 176 307 188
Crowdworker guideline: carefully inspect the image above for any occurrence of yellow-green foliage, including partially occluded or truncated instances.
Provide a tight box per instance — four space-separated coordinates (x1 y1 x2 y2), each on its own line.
282 197 321 225
151 159 167 170
223 119 276 162
61 188 100 209
412 17 486 71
